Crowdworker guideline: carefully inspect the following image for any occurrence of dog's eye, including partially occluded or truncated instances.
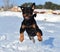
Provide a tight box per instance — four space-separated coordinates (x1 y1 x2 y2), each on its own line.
21 8 24 10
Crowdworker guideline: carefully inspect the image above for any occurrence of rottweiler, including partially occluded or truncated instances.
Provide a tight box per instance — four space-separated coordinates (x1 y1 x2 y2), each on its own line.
19 3 43 43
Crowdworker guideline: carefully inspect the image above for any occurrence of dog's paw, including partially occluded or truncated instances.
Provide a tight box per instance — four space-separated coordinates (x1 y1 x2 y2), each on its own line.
19 33 24 42
38 36 42 41
36 32 42 41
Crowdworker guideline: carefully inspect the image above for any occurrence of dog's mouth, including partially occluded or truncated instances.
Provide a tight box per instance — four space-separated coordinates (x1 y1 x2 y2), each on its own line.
24 16 30 20
23 14 32 20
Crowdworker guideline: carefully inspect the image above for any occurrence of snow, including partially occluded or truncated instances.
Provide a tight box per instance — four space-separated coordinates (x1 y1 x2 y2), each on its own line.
0 10 60 52
0 11 60 22
0 35 6 41
35 14 60 22
0 11 22 18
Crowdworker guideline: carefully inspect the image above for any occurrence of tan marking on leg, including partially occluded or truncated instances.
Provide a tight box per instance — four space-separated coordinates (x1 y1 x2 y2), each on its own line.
32 24 36 28
20 32 24 42
22 25 26 29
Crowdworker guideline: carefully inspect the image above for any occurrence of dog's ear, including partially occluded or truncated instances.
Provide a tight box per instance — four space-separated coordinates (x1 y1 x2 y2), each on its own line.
31 3 35 10
18 6 24 10
33 14 37 17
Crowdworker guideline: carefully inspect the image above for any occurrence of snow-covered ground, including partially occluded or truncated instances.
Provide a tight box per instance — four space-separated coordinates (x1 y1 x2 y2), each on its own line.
0 11 60 52
0 11 60 22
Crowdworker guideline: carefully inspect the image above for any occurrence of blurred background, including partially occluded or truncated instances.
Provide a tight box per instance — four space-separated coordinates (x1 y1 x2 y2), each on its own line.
0 0 60 11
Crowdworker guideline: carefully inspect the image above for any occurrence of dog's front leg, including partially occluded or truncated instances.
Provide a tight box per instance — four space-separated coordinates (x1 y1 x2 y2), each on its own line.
19 25 26 42
33 24 42 41
20 32 24 42
36 32 42 41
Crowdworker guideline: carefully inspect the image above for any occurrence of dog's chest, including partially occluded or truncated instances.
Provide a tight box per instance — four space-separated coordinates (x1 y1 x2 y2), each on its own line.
24 18 35 26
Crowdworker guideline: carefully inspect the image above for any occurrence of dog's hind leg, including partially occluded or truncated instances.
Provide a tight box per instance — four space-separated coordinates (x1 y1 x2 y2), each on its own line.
31 37 35 43
29 36 35 43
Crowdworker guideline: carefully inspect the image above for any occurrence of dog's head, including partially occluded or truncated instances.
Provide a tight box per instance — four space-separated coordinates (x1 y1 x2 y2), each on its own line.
19 3 35 20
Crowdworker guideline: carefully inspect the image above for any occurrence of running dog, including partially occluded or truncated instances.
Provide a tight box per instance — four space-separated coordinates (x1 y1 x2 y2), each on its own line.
19 3 43 43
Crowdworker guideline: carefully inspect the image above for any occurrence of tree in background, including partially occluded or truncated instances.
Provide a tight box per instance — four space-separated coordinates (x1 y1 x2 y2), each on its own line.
1 1 60 10
3 0 10 10
44 2 59 10
44 2 53 9
21 2 60 10
21 3 32 7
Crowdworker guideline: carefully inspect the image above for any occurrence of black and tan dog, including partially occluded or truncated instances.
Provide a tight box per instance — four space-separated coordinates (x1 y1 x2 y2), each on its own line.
19 3 43 43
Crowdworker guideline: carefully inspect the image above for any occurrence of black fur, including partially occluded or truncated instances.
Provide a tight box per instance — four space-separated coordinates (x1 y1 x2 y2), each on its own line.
19 3 43 37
